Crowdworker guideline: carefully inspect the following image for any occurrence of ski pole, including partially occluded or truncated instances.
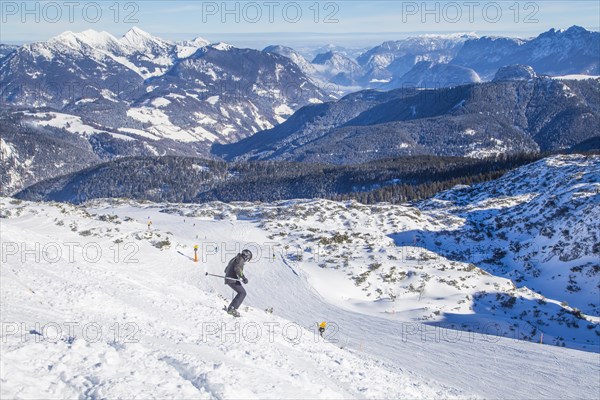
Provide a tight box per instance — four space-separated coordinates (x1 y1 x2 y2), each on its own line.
205 272 242 282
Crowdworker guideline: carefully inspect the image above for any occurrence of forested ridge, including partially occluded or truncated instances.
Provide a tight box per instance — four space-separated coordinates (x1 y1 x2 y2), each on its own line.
16 153 550 204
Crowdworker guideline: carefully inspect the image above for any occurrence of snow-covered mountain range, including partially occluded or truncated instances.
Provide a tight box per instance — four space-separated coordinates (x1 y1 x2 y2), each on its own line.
452 26 600 79
264 26 598 92
1 26 599 197
1 154 598 398
1 26 597 152
263 33 481 91
0 28 329 145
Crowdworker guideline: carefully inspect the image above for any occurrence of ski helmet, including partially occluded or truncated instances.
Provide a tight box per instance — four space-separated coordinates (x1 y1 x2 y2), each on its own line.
241 249 253 261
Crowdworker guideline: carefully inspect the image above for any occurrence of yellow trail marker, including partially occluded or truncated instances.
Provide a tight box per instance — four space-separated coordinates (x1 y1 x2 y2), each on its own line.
318 321 327 338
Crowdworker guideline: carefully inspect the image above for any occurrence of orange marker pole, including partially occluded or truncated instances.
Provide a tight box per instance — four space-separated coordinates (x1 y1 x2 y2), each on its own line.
194 245 199 263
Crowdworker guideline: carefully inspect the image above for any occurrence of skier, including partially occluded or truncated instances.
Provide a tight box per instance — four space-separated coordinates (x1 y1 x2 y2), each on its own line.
224 249 252 317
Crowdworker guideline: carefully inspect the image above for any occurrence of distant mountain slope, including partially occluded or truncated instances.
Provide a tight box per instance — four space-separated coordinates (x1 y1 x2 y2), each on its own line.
215 77 600 164
212 88 411 160
357 33 478 77
263 45 316 75
569 136 600 153
0 44 18 59
0 116 100 196
0 111 213 196
313 51 363 75
384 61 481 89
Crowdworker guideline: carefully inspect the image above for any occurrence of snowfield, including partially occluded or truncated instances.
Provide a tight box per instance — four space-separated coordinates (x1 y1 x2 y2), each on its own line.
1 155 599 399
24 112 107 136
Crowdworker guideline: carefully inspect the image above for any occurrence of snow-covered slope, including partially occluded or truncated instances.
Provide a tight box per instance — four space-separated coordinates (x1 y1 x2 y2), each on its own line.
237 155 600 350
1 155 598 398
1 200 449 399
418 155 600 316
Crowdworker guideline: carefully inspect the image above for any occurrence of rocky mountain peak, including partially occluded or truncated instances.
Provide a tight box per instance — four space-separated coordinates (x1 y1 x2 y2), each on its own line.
493 64 537 82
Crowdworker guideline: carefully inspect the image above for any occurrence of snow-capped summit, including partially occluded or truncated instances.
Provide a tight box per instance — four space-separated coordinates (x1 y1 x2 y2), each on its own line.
47 29 122 52
358 33 479 70
44 27 173 54
122 26 151 38
119 26 171 52
419 32 480 40
179 37 210 48
176 37 210 58
209 42 234 51
540 25 590 39
39 27 173 58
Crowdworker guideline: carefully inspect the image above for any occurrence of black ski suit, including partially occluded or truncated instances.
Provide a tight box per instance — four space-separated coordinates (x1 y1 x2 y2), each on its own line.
224 254 247 310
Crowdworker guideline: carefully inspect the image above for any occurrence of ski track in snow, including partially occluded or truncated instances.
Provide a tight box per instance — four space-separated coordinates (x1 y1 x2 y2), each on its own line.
0 198 598 399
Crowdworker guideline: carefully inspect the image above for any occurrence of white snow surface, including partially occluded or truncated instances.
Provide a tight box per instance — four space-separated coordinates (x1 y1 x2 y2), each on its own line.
1 207 598 396
1 155 599 399
24 112 105 136
0 201 452 399
126 107 206 142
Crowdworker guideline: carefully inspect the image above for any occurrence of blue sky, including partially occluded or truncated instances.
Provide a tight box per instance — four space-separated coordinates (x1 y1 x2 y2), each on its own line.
1 1 598 48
